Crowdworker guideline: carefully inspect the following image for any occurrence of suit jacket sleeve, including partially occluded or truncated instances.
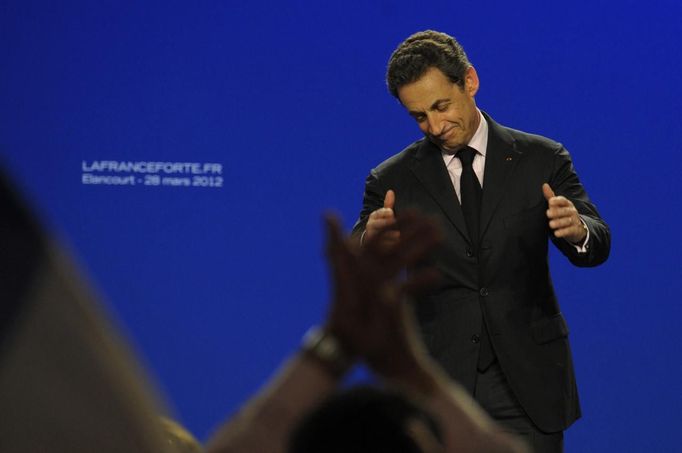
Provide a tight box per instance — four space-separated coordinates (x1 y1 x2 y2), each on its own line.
548 144 611 267
351 168 388 241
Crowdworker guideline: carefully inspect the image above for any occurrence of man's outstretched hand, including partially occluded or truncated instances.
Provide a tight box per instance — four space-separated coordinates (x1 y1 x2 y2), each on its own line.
543 183 587 244
364 190 400 249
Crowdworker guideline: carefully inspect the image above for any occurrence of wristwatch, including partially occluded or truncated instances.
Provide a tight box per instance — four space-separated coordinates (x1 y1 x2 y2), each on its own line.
301 326 353 377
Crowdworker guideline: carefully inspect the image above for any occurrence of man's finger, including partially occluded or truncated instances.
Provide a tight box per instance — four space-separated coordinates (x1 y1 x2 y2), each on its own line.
549 217 575 229
542 183 555 201
547 196 570 208
364 226 400 254
546 206 574 219
553 226 579 238
370 207 397 220
384 189 396 209
368 217 398 230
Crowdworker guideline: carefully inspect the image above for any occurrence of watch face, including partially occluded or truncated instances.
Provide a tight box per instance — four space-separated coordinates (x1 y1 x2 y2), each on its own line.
317 336 339 359
307 329 340 360
302 328 352 375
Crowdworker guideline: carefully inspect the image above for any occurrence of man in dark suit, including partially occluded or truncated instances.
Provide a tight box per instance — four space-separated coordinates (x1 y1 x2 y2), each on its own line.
352 30 610 452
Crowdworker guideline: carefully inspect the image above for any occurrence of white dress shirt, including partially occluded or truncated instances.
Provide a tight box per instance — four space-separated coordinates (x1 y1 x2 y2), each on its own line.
442 109 488 202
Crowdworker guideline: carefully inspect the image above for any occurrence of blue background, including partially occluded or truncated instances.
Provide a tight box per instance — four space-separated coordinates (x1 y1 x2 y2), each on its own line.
2 1 681 451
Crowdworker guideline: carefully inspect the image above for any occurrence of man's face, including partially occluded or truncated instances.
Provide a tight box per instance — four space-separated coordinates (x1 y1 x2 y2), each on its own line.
397 66 480 153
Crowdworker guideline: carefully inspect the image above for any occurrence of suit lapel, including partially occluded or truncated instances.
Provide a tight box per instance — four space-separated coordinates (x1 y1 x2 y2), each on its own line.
408 139 470 242
479 113 522 241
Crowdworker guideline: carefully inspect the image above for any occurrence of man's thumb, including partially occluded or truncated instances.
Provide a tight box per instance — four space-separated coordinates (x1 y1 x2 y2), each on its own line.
384 189 396 209
542 183 555 201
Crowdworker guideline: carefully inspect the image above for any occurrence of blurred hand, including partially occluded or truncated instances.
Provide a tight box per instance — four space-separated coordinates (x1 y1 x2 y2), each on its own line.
543 183 586 244
324 210 441 378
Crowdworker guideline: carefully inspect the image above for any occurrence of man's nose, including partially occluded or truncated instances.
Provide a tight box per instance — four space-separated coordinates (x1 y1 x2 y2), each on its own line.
427 114 445 136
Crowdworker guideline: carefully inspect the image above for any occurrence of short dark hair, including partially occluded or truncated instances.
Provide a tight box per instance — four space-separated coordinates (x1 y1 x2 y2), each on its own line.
386 30 471 98
288 386 443 453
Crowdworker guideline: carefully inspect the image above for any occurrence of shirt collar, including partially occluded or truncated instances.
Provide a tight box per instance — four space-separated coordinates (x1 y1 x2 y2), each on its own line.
467 109 488 157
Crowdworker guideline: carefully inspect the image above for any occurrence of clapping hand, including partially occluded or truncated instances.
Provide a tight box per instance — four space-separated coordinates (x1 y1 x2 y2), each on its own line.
324 210 441 379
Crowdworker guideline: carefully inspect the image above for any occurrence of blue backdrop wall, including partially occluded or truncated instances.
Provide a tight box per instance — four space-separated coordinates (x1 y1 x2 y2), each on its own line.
2 1 681 451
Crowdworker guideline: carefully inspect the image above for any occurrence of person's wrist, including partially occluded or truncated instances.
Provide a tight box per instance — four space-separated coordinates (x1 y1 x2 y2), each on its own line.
570 218 589 245
301 326 354 378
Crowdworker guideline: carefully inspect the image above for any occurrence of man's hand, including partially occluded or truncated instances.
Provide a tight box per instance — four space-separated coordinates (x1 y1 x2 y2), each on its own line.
543 183 587 244
324 210 441 379
364 190 399 248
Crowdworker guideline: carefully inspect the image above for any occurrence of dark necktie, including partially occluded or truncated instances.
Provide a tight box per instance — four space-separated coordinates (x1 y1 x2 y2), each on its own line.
456 147 495 371
456 147 481 250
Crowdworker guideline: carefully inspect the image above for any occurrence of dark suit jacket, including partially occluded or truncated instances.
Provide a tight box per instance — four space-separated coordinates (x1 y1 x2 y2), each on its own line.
352 112 610 433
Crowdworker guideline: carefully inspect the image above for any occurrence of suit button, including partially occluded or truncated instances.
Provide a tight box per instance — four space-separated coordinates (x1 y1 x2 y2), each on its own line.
480 288 489 297
471 334 480 343
465 247 473 257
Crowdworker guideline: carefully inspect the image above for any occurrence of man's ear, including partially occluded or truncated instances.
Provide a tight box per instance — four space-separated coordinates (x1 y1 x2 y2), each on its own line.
464 66 479 97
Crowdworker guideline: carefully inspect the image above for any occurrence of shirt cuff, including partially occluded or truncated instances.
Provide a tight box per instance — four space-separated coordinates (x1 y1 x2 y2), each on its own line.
569 217 590 254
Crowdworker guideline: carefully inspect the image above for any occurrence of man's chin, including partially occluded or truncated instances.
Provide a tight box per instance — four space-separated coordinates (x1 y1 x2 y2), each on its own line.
428 137 461 154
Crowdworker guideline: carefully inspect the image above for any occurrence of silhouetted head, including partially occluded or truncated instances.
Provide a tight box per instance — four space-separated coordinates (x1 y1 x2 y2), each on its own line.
288 385 444 453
